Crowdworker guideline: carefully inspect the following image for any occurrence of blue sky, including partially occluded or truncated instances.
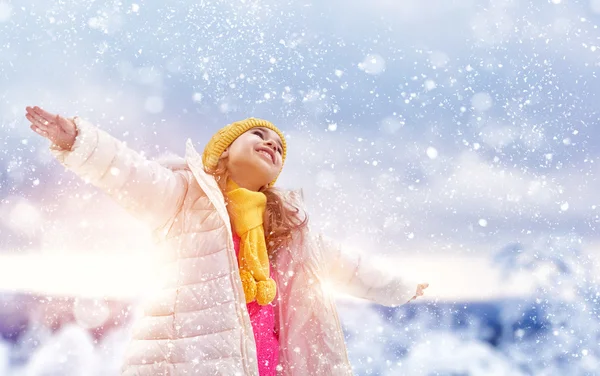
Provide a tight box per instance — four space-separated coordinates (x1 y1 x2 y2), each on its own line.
2 0 600 300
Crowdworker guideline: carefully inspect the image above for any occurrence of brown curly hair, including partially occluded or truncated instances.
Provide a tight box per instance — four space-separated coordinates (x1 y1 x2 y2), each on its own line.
205 159 308 255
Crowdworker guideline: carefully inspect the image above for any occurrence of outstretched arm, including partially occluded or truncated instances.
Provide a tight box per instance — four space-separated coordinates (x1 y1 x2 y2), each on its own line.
26 106 188 233
317 233 428 307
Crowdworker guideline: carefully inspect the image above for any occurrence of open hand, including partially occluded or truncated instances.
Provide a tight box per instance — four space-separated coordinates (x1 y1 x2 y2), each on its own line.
407 282 429 303
26 106 77 151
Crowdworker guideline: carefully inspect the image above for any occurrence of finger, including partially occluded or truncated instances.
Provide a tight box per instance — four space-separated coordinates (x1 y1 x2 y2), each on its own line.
30 124 48 137
26 113 50 131
26 110 51 127
26 106 46 119
33 106 58 122
26 107 43 122
30 107 57 127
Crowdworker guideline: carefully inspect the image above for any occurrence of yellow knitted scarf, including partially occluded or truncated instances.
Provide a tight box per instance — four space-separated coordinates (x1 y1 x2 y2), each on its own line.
225 179 277 306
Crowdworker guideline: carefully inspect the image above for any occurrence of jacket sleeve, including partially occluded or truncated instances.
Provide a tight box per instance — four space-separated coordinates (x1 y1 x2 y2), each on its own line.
318 233 419 307
49 117 188 233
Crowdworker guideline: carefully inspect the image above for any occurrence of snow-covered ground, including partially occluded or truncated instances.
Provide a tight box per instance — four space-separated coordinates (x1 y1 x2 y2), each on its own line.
1 296 597 376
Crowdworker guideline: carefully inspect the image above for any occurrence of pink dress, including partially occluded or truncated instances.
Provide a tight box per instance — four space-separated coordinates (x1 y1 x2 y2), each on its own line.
233 234 280 375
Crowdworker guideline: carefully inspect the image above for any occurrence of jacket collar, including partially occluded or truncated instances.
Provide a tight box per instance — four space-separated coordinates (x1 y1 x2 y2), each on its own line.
184 138 232 231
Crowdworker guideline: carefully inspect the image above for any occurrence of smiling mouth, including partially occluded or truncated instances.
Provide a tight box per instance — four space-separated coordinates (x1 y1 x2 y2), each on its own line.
257 149 274 164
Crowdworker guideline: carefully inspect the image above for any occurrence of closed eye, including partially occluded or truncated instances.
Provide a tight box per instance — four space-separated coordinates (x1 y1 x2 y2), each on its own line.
254 129 282 154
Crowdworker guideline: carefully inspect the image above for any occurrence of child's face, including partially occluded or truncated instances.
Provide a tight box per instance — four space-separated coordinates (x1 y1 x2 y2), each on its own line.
221 127 284 191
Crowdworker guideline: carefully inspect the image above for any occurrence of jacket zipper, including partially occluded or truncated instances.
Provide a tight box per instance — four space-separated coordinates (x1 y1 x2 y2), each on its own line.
225 224 256 375
185 153 256 375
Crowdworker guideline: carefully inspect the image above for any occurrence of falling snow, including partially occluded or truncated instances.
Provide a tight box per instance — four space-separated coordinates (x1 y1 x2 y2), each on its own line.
2 0 600 374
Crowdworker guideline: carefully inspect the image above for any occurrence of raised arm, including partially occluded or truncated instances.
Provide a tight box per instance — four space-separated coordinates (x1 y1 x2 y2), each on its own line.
26 106 188 233
317 233 427 307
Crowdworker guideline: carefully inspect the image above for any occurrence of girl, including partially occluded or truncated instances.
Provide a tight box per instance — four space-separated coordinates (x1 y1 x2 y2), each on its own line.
25 106 429 376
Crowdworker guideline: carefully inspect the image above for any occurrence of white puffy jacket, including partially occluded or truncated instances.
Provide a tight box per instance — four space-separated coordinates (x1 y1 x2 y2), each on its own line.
50 117 419 375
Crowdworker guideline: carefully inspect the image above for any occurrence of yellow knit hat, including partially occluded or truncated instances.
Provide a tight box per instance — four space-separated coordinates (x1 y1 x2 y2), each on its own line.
202 118 287 187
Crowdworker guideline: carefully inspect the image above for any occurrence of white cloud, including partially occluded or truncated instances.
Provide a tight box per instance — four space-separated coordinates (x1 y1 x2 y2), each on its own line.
0 2 12 23
0 197 42 238
424 151 561 213
471 92 493 112
479 124 518 149
358 54 386 75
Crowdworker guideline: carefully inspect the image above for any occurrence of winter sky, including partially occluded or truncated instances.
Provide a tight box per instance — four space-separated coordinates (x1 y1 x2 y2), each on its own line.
2 0 600 301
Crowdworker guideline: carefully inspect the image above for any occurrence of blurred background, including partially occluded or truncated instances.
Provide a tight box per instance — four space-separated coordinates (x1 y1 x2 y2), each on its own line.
1 0 600 374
